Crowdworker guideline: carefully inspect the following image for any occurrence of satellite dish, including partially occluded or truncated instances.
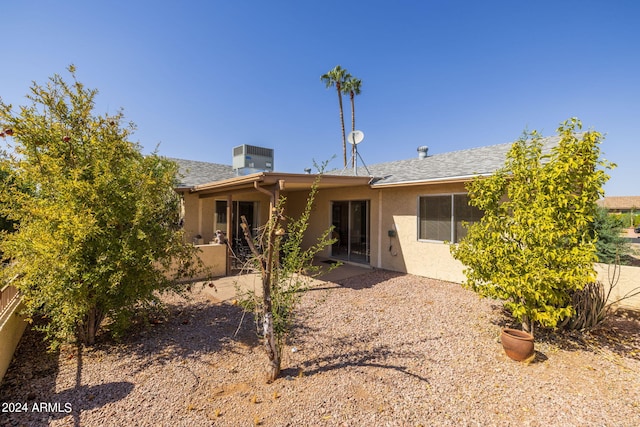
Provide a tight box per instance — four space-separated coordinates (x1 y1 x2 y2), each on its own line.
347 130 364 145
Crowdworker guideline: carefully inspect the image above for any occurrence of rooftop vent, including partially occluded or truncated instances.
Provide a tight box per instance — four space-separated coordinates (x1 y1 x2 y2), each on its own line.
232 144 274 175
417 146 429 159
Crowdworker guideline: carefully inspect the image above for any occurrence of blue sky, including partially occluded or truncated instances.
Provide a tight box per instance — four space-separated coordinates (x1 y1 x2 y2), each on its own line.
2 1 638 195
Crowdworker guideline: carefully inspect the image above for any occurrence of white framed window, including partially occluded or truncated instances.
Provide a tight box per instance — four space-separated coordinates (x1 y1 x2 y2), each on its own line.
418 194 482 243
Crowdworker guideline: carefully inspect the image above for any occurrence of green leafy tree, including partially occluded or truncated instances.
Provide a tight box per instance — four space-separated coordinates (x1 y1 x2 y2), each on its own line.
237 169 336 382
591 206 630 264
0 66 200 348
620 211 640 228
0 163 15 235
451 119 614 335
321 65 350 168
342 76 362 168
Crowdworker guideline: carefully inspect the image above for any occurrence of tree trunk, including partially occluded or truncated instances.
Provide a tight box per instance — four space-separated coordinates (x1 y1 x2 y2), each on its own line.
350 92 356 169
522 316 534 338
336 84 347 168
263 311 281 383
240 214 282 382
79 305 103 346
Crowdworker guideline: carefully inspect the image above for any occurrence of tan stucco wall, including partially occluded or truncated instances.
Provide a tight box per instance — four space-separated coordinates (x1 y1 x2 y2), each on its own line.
285 185 379 262
283 182 469 283
182 192 201 243
595 263 640 310
162 243 227 280
377 183 469 283
194 244 227 278
0 299 27 384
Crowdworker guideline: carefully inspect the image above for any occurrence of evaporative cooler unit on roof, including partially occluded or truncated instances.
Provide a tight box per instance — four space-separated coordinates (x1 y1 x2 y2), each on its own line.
232 144 274 176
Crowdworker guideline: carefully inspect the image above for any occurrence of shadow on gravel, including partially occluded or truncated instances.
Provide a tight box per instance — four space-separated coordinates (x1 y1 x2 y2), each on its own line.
292 323 433 383
320 270 407 291
50 381 134 422
297 348 431 384
541 313 640 362
113 294 259 372
0 316 61 404
528 351 549 364
296 351 429 383
0 293 256 427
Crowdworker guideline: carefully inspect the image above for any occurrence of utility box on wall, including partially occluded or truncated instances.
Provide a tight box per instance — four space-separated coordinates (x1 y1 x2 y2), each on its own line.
232 144 274 176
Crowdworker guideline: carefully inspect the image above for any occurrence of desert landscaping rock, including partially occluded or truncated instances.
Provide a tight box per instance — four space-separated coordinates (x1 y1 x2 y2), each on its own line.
1 270 639 426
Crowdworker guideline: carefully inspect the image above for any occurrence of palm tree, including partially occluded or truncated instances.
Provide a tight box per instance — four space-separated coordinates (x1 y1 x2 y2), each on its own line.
321 65 350 168
342 76 362 168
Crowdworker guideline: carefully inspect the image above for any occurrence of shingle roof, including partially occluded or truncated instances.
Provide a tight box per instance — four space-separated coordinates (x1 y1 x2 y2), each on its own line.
170 135 563 189
168 158 235 188
331 135 561 186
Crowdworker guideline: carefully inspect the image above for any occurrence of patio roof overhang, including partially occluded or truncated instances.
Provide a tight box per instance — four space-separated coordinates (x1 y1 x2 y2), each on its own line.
188 172 374 198
369 173 493 189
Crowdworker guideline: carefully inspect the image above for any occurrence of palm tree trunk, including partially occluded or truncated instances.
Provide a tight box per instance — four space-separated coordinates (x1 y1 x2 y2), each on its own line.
350 92 356 168
336 84 347 168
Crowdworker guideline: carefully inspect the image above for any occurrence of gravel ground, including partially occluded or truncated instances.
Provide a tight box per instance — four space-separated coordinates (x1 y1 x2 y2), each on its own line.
1 270 639 426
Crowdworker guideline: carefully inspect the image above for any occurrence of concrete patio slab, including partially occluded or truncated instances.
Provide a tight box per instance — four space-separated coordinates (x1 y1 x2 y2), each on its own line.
199 259 372 304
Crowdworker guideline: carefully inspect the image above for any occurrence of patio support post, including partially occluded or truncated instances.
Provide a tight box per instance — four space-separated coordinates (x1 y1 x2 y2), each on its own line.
226 194 232 275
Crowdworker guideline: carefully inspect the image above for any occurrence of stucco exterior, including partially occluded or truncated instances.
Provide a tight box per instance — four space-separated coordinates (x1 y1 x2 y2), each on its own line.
193 244 227 278
197 180 473 284
377 183 469 282
180 190 271 245
178 177 640 311
0 298 27 383
595 263 640 310
282 182 468 283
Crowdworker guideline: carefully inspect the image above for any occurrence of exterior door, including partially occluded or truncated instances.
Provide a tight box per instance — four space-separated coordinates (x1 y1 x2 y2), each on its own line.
331 200 369 263
216 200 258 246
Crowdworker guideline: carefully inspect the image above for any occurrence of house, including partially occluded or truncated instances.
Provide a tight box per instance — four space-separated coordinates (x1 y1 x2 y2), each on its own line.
596 196 640 230
596 196 640 215
173 136 640 311
173 136 561 282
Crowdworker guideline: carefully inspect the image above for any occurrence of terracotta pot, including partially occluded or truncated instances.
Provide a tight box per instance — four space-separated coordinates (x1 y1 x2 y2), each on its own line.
501 328 535 361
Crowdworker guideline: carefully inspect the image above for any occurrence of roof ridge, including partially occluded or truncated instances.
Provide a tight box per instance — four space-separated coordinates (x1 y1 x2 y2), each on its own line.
368 134 563 167
166 156 232 167
364 140 514 169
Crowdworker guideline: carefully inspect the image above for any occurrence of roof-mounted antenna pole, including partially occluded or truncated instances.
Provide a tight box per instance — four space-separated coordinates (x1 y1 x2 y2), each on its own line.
356 146 371 176
347 130 369 176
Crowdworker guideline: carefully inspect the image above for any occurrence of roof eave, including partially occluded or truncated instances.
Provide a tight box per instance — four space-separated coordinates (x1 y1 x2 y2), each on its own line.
370 173 493 188
191 172 266 193
185 171 374 196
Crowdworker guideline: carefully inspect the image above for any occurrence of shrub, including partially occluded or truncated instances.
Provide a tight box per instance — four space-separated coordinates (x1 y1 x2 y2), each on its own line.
451 119 614 336
0 66 200 348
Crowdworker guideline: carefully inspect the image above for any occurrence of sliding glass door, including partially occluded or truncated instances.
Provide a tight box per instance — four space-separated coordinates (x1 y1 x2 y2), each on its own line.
331 200 369 264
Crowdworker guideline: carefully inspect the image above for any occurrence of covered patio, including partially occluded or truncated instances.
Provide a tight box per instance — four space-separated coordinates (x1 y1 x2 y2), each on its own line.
177 171 373 277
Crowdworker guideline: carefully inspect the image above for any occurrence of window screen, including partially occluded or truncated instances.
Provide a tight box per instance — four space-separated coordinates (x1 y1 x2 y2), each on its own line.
419 194 482 243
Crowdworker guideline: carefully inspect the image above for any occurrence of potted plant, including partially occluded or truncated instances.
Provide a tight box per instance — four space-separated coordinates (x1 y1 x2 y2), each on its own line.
500 328 534 361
